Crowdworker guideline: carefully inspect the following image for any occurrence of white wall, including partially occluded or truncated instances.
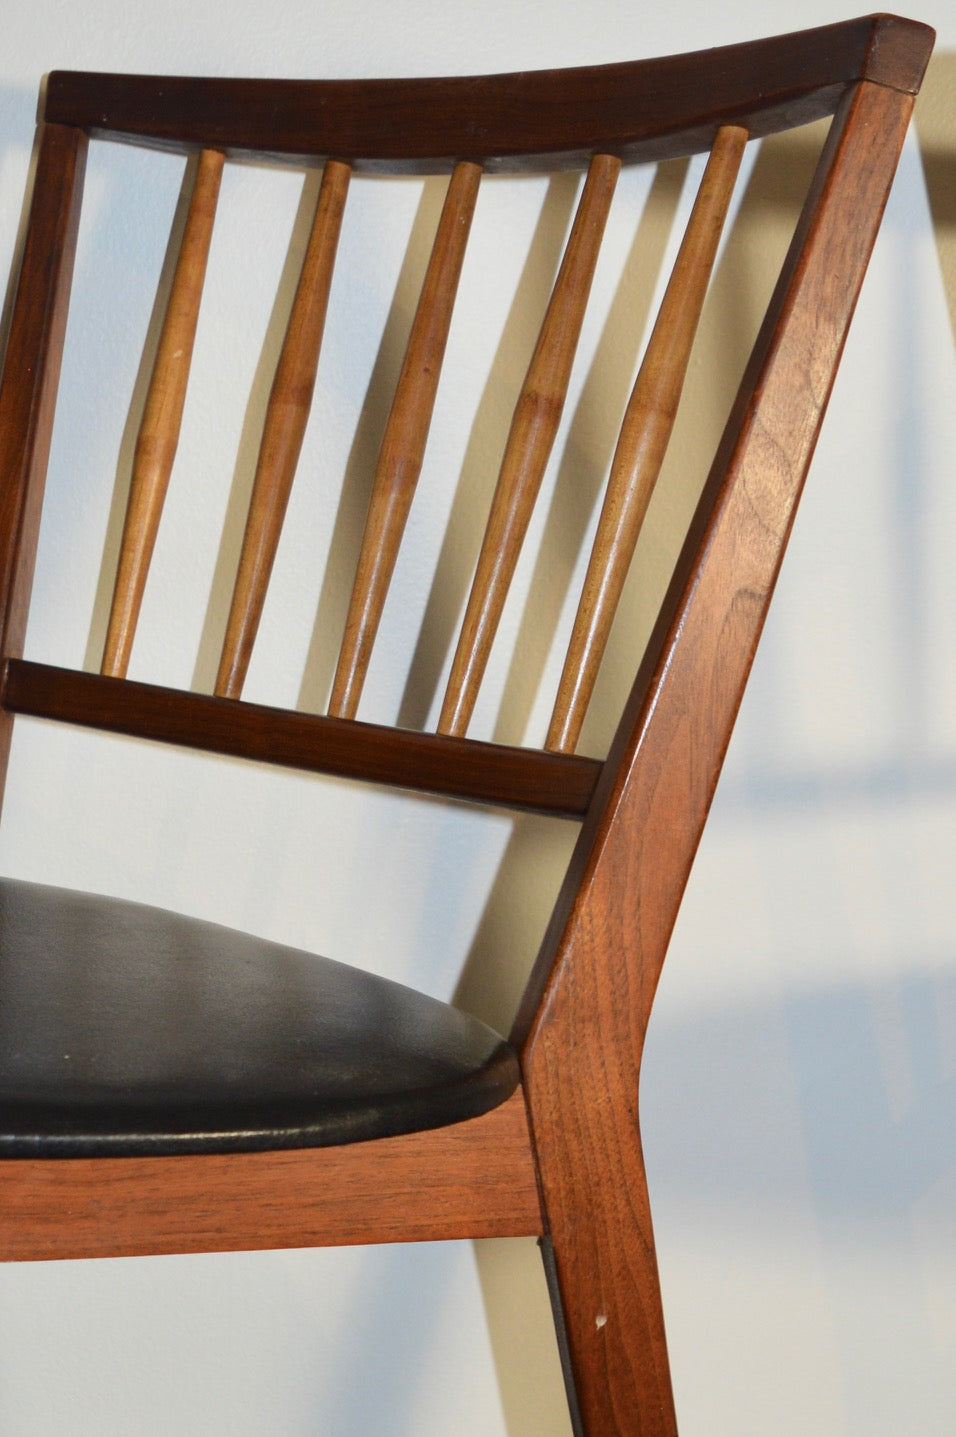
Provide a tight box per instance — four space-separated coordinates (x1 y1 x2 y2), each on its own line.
0 2 953 1434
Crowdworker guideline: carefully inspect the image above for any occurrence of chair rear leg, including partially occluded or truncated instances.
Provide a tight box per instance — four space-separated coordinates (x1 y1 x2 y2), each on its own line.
534 1132 678 1437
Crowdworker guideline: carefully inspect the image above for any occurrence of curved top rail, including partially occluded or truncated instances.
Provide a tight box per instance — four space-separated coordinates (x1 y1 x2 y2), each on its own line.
43 15 933 173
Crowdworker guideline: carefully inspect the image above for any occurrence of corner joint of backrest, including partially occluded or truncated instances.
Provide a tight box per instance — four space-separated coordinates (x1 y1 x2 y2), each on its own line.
859 14 936 95
41 71 106 133
40 72 70 125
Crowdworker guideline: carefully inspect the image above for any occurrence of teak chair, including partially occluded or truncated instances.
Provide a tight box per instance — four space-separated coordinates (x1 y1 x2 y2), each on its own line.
0 14 934 1434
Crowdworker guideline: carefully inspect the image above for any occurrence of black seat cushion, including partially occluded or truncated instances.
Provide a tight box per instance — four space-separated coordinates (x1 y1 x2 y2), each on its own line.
0 879 520 1158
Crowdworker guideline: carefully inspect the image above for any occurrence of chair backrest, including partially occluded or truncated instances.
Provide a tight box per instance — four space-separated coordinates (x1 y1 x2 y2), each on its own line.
0 16 933 1061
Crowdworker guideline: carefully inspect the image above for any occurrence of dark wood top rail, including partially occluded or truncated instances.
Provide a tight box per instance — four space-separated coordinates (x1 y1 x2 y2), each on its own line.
43 16 934 172
1 660 601 817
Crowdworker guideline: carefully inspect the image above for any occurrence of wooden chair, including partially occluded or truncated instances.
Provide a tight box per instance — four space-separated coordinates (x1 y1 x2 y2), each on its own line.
0 15 934 1434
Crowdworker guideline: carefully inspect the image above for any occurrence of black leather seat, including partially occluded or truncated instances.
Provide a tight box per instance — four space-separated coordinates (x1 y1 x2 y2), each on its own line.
0 879 519 1157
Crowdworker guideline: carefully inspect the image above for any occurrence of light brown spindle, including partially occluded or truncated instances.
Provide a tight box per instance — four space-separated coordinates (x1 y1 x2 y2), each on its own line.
101 148 225 677
437 152 621 738
215 159 351 699
546 125 748 753
329 161 482 720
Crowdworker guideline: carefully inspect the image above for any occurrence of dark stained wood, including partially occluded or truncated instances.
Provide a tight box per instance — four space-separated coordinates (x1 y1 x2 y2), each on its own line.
0 1089 542 1261
518 77 921 1435
42 16 933 172
1 659 602 817
0 123 86 814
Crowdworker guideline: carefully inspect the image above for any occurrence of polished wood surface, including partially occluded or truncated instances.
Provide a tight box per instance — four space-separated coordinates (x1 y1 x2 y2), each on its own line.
0 1090 541 1261
439 153 619 737
102 148 224 678
330 160 481 719
216 159 351 698
42 16 932 171
2 660 601 816
518 77 921 1435
547 124 746 753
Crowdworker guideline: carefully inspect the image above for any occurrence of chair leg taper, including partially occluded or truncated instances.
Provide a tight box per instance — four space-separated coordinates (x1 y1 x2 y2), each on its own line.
524 1031 678 1436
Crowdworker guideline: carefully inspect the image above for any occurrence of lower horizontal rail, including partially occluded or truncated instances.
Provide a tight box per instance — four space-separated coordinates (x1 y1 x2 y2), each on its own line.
0 1090 543 1261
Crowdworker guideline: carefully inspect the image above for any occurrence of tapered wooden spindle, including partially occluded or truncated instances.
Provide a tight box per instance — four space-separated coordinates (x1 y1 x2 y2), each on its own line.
437 152 621 738
101 148 224 677
215 159 351 699
328 161 482 719
546 125 747 753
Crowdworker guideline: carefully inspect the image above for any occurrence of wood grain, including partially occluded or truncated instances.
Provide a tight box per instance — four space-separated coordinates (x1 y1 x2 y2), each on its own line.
42 17 933 172
0 123 86 814
0 1090 542 1261
216 159 350 699
439 153 620 738
329 161 481 719
102 148 224 678
547 124 747 753
519 79 919 1435
2 659 601 817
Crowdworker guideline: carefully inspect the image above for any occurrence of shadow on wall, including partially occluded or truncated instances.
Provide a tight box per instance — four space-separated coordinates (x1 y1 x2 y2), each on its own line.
640 964 956 1433
916 51 956 343
643 968 955 1231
